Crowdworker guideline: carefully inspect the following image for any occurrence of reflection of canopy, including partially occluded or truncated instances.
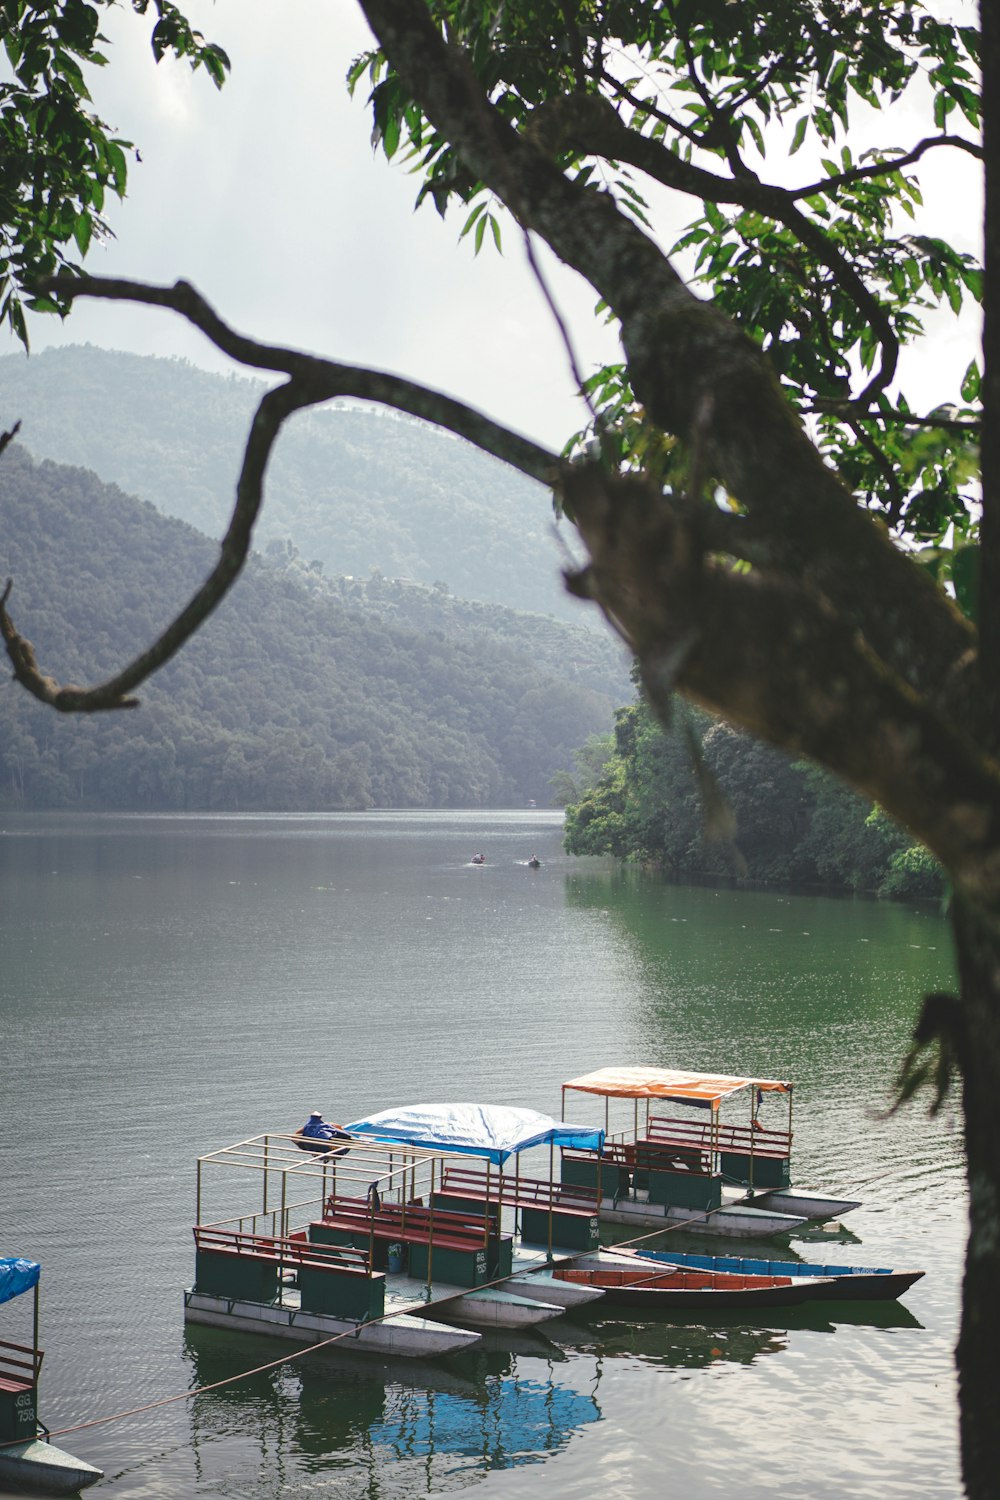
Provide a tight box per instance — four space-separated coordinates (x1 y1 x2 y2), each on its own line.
345 1103 605 1166
370 1375 599 1461
0 1257 40 1306
563 1067 792 1107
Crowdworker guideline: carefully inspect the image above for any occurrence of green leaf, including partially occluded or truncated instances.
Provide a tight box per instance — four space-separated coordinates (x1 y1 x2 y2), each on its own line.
951 544 979 622
960 361 981 402
72 211 92 257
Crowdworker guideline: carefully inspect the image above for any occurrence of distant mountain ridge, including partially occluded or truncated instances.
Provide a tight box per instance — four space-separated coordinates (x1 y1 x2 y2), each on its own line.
0 344 590 624
0 444 618 810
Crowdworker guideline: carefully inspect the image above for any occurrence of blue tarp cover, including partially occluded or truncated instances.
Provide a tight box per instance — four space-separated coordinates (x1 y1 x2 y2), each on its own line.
0 1257 40 1306
345 1103 604 1166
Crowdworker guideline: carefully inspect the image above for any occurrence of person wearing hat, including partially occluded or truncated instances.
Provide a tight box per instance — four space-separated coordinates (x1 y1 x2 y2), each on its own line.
295 1111 350 1153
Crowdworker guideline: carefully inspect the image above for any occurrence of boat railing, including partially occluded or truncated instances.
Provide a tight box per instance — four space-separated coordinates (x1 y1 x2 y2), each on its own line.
646 1115 792 1160
193 1225 373 1279
0 1335 43 1385
200 1194 327 1242
438 1165 599 1212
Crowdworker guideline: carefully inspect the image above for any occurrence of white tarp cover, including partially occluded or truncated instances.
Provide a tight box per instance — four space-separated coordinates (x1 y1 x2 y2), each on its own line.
345 1103 605 1166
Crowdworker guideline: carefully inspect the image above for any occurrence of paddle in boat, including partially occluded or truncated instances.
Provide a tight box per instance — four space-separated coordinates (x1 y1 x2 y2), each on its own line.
557 1065 862 1238
626 1247 924 1302
0 1256 103 1494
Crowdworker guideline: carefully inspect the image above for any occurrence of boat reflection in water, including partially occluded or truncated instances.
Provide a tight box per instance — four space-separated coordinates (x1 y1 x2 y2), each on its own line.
181 1285 905 1493
184 1325 601 1490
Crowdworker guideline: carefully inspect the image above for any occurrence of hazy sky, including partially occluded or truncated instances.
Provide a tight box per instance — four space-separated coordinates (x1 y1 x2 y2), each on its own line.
2 0 983 454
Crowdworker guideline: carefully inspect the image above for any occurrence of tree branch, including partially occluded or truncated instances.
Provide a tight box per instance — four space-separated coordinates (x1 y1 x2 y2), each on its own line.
527 89 900 406
791 134 984 201
357 0 976 725
1 272 564 710
562 462 1000 909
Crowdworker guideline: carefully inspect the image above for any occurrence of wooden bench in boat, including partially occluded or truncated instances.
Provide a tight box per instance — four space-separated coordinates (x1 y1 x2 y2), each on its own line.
319 1195 491 1252
437 1166 598 1213
646 1115 793 1189
316 1195 510 1287
193 1225 384 1319
434 1166 600 1250
561 1138 723 1212
0 1340 39 1445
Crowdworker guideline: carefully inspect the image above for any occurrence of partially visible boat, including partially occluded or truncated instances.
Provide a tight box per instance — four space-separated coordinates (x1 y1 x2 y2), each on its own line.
551 1261 835 1310
627 1247 925 1302
0 1256 103 1494
470 853 486 865
187 1114 610 1356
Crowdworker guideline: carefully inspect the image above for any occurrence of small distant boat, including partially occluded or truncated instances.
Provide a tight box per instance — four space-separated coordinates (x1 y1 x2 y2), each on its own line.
470 853 486 865
0 1256 103 1494
628 1247 925 1302
527 857 541 869
551 1261 834 1310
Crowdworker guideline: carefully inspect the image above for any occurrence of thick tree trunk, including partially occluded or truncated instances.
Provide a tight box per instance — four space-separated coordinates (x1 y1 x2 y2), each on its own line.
951 898 1000 1498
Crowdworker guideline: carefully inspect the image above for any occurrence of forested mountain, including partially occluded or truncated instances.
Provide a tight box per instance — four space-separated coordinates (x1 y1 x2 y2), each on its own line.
0 445 618 810
562 694 944 900
0 345 587 623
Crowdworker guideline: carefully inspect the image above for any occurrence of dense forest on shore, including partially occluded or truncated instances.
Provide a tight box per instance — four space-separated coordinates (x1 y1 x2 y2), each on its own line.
0 445 621 810
0 345 589 624
561 692 944 901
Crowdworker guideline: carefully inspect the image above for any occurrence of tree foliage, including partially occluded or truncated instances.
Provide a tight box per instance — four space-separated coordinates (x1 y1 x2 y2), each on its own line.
356 0 981 556
0 1 228 344
563 688 943 899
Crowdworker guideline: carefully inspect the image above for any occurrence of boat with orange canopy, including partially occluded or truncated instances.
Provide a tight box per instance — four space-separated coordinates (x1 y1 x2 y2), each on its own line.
557 1065 861 1239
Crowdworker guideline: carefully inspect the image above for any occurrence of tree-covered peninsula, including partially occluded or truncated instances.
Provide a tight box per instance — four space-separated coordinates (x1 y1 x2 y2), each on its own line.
561 691 943 901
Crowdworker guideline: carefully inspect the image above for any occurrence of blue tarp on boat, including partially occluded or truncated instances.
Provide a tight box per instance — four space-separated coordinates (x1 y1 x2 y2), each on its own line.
0 1257 40 1306
345 1103 604 1166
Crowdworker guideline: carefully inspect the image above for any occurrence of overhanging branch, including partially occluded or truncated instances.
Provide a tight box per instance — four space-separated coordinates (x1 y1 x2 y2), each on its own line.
1 273 565 711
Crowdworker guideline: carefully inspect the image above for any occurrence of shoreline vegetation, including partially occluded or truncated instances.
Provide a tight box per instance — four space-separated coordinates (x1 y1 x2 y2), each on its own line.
558 693 944 904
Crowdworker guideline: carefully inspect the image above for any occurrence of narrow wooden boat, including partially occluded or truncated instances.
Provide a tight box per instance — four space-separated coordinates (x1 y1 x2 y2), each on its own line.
552 1262 835 1310
629 1247 924 1302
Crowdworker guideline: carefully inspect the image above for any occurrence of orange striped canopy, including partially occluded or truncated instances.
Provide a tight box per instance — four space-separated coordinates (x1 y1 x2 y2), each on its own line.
562 1066 792 1105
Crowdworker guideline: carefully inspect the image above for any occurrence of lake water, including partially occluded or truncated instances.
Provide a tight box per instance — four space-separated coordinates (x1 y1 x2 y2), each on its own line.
0 811 964 1498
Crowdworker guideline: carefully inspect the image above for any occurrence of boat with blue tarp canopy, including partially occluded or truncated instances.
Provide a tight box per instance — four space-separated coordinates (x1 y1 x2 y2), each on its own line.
0 1256 40 1305
0 1253 103 1494
345 1103 605 1166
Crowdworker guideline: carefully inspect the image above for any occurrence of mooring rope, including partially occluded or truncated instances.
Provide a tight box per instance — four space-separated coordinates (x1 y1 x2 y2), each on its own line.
4 1188 801 1449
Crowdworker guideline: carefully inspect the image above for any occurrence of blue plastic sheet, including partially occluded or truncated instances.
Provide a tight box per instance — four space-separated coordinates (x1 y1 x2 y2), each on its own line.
345 1103 604 1166
0 1256 40 1306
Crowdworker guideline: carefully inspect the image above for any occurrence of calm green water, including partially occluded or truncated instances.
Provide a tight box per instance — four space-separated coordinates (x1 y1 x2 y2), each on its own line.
0 812 964 1498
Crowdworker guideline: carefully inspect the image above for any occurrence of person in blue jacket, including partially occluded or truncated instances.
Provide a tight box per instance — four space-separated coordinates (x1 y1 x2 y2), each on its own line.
296 1112 351 1153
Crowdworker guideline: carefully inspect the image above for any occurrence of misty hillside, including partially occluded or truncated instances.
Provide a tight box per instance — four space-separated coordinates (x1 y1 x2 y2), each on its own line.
0 345 591 624
0 445 617 810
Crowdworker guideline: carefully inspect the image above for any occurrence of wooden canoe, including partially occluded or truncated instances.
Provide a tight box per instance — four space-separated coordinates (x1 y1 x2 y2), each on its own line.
553 1263 834 1310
